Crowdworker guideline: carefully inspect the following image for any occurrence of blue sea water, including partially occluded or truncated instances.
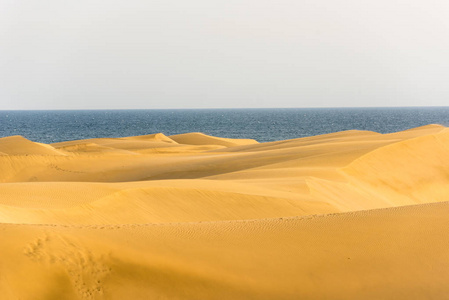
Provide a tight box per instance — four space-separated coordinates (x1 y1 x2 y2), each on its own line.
1 107 449 144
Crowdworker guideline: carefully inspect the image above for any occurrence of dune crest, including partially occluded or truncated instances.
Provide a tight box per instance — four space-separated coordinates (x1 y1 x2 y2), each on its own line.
0 135 66 156
1 126 448 299
169 132 259 147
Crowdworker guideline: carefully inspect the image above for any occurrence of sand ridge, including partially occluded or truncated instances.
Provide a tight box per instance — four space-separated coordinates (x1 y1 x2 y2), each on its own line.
1 125 448 299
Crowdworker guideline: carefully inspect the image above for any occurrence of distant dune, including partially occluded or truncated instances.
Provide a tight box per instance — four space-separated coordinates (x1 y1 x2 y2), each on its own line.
1 125 449 299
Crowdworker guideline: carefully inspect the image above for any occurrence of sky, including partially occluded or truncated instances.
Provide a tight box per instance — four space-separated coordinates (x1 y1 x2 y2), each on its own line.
1 0 449 110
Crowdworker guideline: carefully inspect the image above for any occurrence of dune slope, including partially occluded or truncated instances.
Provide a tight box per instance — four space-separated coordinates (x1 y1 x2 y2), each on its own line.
2 202 449 299
1 126 448 299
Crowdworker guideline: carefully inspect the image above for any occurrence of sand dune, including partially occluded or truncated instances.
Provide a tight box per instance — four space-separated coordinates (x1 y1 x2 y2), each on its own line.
1 125 449 299
2 201 449 299
169 132 259 147
0 135 66 156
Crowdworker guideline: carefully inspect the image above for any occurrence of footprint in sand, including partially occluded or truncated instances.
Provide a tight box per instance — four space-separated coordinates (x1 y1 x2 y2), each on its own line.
24 234 111 300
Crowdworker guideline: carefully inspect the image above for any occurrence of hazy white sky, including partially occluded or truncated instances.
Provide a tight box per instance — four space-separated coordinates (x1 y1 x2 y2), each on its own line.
1 0 449 110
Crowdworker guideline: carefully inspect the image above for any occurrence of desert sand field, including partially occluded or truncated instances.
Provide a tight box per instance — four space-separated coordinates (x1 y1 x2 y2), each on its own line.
1 125 449 299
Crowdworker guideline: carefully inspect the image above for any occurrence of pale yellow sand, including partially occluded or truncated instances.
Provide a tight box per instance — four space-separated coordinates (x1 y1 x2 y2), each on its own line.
1 125 449 299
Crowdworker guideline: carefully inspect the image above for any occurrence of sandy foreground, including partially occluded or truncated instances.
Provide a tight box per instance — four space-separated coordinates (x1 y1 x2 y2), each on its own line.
1 125 449 299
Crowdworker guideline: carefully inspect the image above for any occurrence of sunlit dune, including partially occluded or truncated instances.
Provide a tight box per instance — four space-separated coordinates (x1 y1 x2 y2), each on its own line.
1 125 449 299
0 135 66 156
169 132 259 147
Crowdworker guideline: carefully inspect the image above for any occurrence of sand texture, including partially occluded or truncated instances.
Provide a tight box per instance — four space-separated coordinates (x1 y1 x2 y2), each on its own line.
1 125 449 299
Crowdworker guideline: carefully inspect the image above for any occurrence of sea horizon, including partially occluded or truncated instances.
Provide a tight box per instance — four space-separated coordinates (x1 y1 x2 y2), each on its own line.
1 105 449 111
2 106 449 144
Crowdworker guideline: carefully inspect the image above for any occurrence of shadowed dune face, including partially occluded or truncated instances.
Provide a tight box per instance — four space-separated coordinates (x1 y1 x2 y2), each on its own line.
1 125 449 299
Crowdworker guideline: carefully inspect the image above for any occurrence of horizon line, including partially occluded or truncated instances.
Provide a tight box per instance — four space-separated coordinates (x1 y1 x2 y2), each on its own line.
1 105 449 112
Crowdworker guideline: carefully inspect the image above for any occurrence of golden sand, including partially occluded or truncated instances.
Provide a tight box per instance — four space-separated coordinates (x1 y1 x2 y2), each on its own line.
1 125 449 299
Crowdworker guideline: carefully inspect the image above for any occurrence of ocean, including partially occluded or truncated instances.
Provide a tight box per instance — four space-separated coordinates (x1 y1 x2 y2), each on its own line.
1 107 449 144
